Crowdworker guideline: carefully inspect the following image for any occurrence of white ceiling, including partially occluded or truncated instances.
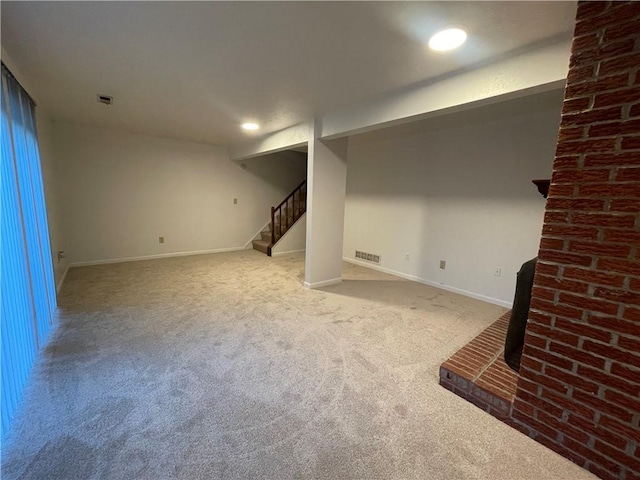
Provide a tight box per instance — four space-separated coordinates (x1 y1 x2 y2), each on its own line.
1 1 577 147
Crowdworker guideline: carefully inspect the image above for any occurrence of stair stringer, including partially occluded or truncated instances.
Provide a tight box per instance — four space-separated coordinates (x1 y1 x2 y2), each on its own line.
271 213 306 256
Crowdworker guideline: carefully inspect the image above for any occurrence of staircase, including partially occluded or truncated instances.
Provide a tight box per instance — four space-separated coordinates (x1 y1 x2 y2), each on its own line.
252 180 306 256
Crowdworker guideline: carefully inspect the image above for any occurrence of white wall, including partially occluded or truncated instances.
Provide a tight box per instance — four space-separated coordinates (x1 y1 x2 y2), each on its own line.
230 122 309 161
344 89 564 306
37 110 68 289
53 122 306 264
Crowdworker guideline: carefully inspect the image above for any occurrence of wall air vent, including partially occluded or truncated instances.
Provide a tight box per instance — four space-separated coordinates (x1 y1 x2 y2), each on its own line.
97 94 113 105
355 250 380 264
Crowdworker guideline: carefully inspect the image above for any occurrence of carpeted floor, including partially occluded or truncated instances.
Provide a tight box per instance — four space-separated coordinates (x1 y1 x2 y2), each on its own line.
1 250 596 479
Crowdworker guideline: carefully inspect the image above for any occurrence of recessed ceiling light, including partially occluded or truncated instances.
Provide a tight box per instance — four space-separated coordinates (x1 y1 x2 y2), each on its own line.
242 122 260 131
428 28 467 51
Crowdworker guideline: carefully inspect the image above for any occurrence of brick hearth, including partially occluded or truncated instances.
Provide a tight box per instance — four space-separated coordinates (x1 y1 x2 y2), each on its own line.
439 311 519 422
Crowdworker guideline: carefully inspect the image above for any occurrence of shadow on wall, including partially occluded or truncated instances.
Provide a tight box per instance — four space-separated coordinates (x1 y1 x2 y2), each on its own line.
343 88 564 304
239 150 307 192
346 88 564 200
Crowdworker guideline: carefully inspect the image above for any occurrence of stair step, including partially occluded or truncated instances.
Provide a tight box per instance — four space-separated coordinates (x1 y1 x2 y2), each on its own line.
252 239 271 255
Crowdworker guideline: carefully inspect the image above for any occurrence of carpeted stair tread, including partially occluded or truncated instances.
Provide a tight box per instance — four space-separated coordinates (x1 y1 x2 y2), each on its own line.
252 239 270 254
260 231 272 241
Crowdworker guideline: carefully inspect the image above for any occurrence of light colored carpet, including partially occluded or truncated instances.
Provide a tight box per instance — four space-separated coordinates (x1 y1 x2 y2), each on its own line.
1 250 596 480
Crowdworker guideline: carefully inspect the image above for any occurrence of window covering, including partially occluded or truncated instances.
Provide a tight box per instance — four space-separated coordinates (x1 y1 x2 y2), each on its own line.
1 63 57 438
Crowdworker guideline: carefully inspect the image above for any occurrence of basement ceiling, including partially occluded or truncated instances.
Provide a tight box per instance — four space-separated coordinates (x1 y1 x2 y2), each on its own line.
1 1 577 147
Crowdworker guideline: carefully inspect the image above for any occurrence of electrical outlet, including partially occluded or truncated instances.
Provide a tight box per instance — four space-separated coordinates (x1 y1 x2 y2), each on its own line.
233 198 238 205
159 236 165 244
494 267 502 277
405 253 410 261
439 260 446 270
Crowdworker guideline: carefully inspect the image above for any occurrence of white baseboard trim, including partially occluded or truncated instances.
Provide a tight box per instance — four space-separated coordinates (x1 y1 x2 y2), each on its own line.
342 257 512 308
272 249 306 257
69 247 247 267
56 265 70 295
303 277 342 289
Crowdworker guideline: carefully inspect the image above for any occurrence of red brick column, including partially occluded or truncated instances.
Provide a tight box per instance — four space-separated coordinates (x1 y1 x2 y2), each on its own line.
512 2 640 480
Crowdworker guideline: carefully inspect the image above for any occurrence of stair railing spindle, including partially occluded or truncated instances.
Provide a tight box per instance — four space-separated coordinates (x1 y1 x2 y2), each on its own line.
270 206 275 246
285 202 289 230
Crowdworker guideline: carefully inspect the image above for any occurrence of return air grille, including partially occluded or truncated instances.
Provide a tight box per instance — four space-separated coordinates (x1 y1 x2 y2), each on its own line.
355 250 380 264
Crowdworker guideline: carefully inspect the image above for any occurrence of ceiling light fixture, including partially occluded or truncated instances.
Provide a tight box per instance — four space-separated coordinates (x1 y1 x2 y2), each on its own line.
428 28 467 51
242 122 260 131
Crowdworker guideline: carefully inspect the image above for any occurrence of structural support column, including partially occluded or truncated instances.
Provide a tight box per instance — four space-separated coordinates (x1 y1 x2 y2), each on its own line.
304 118 348 288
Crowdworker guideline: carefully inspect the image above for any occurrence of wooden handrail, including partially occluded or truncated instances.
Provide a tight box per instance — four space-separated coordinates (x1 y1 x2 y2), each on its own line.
274 179 306 211
268 180 306 256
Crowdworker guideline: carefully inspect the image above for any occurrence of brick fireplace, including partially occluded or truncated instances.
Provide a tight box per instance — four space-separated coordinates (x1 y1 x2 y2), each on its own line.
441 2 640 479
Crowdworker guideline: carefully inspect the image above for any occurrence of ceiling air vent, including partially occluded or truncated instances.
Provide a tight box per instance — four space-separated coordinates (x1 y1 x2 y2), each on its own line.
97 94 113 106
